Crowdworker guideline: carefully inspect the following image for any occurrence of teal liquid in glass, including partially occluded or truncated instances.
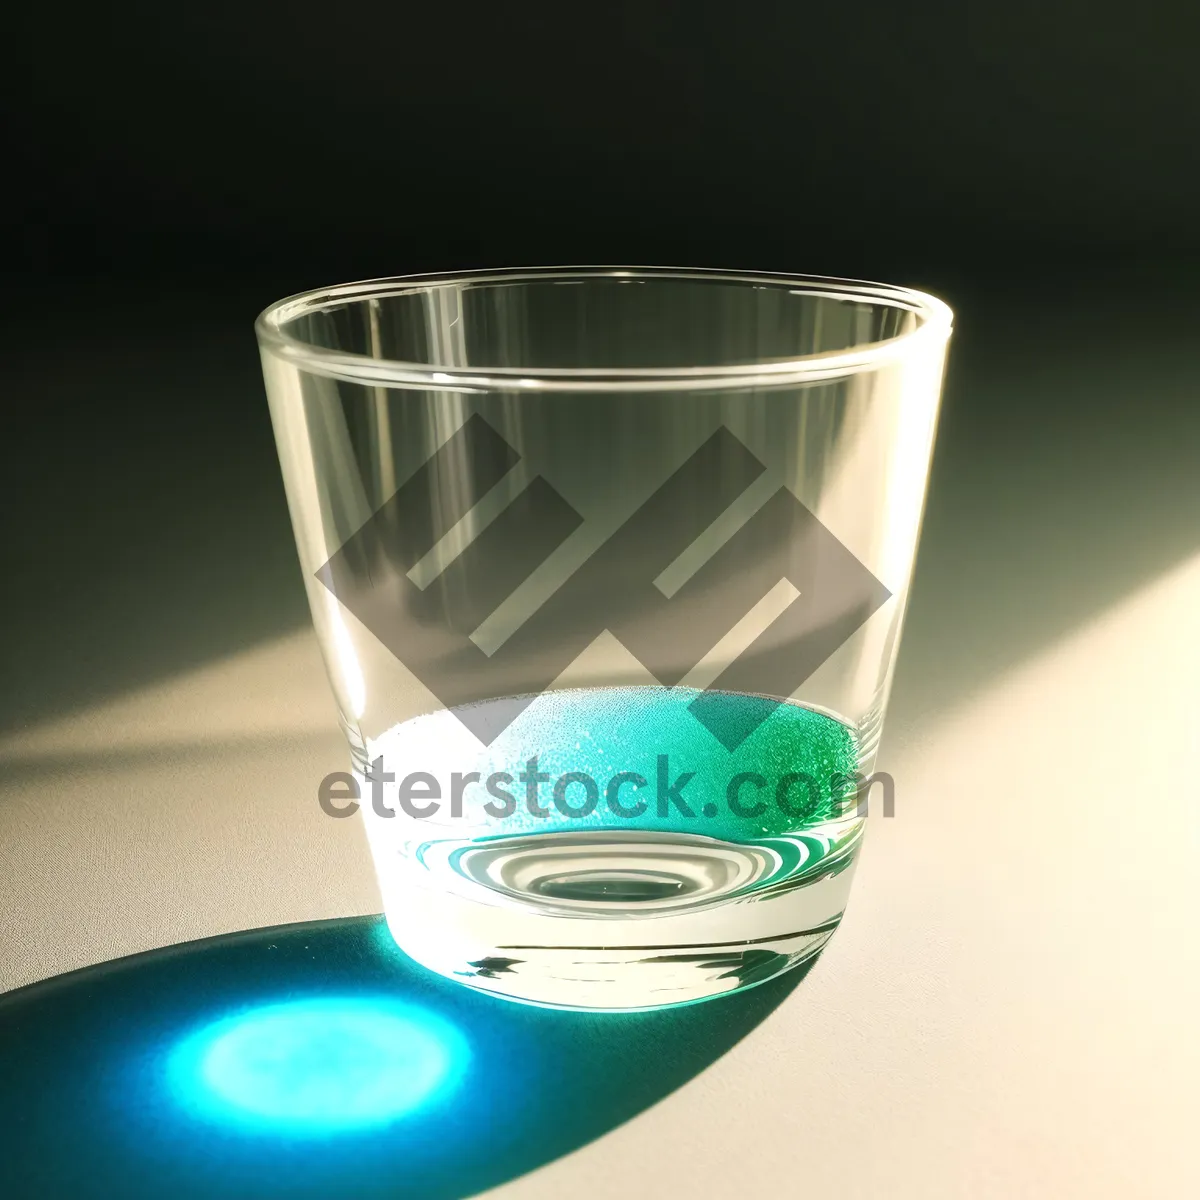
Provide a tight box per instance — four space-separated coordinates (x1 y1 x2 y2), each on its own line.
363 687 866 1007
366 686 864 903
449 686 859 839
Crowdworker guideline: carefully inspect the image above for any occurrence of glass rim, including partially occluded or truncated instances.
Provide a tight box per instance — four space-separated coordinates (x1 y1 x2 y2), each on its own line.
255 265 954 393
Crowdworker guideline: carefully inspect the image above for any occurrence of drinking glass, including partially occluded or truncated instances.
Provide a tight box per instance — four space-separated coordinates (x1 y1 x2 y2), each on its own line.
257 267 952 1010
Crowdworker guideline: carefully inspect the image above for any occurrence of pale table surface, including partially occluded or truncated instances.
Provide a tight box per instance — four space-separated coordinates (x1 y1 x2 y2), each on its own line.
2 284 1198 1198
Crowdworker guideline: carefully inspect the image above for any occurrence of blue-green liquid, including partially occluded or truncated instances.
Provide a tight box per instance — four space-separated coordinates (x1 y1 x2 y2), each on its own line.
365 688 863 999
377 686 862 842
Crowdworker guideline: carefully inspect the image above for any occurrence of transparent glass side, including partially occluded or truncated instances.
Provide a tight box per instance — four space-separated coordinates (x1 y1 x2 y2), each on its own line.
259 275 948 1008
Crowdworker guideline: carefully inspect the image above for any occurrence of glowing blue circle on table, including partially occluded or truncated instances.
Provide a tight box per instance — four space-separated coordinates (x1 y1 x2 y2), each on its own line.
170 998 469 1133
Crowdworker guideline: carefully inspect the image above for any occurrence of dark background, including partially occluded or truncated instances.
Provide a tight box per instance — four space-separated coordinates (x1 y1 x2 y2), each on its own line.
3 1 1198 733
7 2 1200 288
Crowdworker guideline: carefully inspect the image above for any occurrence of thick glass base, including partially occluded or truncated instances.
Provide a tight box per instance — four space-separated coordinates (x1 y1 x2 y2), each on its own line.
381 830 858 1010
362 689 867 1009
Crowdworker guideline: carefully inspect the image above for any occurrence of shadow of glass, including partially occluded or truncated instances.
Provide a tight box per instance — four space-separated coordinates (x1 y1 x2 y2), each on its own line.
0 914 814 1199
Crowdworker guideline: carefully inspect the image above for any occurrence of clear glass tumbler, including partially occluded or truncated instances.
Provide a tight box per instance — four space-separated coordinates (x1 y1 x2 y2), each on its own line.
257 267 952 1010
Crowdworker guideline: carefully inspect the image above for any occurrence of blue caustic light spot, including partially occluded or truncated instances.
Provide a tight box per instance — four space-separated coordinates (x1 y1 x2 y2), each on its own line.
169 998 469 1134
